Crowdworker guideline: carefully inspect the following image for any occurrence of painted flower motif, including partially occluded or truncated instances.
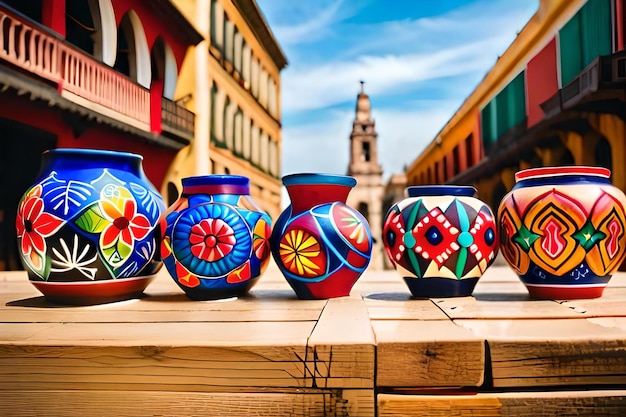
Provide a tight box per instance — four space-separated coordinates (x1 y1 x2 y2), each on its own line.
333 204 370 253
172 203 252 277
99 186 151 263
279 229 324 278
252 219 271 261
16 185 64 272
189 218 236 261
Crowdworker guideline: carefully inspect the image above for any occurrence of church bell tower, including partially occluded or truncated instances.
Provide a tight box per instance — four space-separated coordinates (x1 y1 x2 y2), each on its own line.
347 82 384 270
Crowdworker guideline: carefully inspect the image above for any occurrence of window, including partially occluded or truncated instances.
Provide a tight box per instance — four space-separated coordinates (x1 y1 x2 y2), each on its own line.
251 123 260 165
559 0 611 85
242 114 251 159
362 142 371 162
234 29 243 75
224 19 234 63
242 43 251 86
260 131 270 172
210 0 224 53
234 109 243 156
358 202 370 223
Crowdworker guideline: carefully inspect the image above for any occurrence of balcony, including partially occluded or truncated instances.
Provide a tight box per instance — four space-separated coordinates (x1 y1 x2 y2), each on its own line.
0 7 194 144
541 51 626 118
161 97 195 143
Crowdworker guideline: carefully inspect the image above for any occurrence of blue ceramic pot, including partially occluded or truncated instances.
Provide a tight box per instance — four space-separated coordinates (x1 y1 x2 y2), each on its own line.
270 173 372 299
160 175 272 300
15 148 165 303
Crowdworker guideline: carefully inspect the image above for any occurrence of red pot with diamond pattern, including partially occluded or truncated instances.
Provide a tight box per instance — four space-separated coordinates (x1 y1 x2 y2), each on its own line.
383 185 498 298
498 166 626 299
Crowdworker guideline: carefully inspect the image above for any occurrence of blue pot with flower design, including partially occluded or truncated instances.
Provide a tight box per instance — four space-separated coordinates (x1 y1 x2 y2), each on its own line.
159 175 272 300
15 148 165 304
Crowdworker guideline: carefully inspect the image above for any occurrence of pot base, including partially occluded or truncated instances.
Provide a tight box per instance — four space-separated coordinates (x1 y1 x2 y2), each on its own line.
30 275 156 305
525 284 606 300
403 277 479 298
286 277 353 300
182 287 254 301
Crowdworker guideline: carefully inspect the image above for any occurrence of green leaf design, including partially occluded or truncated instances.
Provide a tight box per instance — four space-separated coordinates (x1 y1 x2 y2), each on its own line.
75 204 108 234
573 221 607 251
117 239 133 261
102 238 133 268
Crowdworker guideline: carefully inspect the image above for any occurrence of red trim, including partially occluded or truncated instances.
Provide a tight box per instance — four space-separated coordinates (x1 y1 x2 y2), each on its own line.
515 166 611 182
182 184 249 196
526 285 605 300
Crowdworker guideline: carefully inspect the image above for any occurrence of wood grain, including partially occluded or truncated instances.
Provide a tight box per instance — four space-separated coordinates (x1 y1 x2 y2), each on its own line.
0 389 374 417
378 390 626 417
307 295 375 389
457 318 626 387
373 320 485 388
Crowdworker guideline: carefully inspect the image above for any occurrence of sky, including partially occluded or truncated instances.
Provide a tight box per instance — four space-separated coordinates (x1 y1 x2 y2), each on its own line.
255 0 539 182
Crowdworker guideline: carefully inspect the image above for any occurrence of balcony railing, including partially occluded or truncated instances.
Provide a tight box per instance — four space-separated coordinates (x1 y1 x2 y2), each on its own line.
161 97 195 142
0 7 195 140
58 43 150 126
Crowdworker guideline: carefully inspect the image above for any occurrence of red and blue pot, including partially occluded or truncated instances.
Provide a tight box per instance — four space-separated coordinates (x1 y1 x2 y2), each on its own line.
270 173 372 299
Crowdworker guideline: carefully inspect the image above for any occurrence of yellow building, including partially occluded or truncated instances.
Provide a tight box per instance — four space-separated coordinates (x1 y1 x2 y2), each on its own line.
166 0 287 221
406 0 626 211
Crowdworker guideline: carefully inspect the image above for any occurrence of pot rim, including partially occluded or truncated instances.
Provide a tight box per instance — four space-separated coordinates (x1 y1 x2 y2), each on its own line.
182 174 249 186
45 148 143 160
282 173 357 188
515 166 610 182
406 185 476 197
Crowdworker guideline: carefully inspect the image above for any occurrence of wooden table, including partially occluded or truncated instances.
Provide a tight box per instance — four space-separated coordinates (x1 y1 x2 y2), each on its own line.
1 261 626 416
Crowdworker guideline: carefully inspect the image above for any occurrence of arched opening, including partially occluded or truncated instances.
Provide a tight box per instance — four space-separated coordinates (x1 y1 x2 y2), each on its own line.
491 180 507 213
115 10 150 87
167 182 179 206
595 137 612 171
556 147 575 166
150 36 178 100
66 0 95 56
64 0 115 65
358 202 370 224
521 149 543 168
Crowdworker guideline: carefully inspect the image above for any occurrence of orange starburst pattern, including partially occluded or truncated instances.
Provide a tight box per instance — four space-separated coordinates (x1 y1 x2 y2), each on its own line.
279 229 325 278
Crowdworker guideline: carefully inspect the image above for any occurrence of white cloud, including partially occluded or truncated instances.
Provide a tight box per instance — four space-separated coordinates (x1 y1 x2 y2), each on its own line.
281 109 354 176
268 1 345 46
375 102 461 175
281 37 504 112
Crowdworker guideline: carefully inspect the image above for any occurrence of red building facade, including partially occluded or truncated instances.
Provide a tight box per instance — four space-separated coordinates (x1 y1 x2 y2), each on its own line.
0 0 201 269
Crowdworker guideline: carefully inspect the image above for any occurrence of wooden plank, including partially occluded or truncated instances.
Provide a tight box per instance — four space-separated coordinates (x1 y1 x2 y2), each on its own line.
364 297 449 321
306 295 375 389
0 292 325 323
556 287 626 317
433 296 585 319
0 389 374 417
378 390 626 417
457 318 626 387
0 321 315 391
373 320 484 388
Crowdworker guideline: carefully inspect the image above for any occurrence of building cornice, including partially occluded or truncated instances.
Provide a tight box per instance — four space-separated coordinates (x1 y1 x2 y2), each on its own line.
232 0 288 69
155 0 204 46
